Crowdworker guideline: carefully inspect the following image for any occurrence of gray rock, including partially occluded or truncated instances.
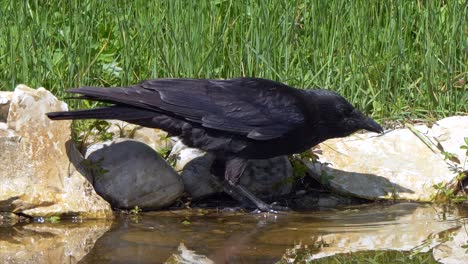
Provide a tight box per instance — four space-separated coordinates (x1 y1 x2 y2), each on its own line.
305 123 461 201
170 140 222 200
85 139 184 210
0 85 112 218
171 141 293 202
238 156 293 201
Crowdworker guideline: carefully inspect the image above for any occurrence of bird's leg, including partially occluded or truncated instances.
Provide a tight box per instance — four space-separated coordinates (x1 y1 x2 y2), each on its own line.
223 158 289 212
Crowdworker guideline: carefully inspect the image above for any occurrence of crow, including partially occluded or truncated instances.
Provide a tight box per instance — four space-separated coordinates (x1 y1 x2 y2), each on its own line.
47 78 383 211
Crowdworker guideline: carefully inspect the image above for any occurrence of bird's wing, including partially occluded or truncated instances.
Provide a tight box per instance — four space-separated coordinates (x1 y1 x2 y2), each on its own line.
70 78 306 140
140 78 305 140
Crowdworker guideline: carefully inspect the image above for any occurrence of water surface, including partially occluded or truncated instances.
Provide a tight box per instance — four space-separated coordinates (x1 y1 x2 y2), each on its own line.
1 203 467 263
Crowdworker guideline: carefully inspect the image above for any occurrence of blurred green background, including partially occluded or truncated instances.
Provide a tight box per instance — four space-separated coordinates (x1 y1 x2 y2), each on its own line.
0 0 466 121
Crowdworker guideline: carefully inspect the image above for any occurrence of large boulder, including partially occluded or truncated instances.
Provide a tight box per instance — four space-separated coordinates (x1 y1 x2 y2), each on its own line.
305 119 466 201
0 85 112 218
85 139 184 210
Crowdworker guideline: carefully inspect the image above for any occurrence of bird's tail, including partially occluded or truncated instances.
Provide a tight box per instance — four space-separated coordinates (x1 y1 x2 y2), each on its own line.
63 86 160 110
47 106 155 121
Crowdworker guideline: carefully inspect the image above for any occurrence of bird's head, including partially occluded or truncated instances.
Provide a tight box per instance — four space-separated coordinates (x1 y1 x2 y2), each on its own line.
307 89 383 139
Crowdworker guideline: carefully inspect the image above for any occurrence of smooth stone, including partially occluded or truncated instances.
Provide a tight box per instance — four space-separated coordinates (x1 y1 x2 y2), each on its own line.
85 139 184 210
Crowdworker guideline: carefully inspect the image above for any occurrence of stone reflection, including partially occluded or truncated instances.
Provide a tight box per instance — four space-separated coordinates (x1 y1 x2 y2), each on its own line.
0 220 112 264
270 204 466 263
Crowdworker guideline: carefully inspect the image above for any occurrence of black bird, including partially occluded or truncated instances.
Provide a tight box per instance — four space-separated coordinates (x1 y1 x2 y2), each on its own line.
47 78 383 211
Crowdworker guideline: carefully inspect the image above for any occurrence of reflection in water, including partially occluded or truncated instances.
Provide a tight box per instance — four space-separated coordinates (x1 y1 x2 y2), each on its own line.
1 203 466 263
0 219 112 264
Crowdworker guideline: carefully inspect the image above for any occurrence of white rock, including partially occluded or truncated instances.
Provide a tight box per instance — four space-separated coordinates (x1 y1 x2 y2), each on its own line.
305 126 459 201
95 119 173 154
430 116 468 170
0 85 112 218
171 140 210 172
85 139 184 210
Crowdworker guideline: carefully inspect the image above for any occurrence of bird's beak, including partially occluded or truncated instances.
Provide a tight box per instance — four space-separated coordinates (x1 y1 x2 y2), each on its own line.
353 110 384 134
363 117 384 134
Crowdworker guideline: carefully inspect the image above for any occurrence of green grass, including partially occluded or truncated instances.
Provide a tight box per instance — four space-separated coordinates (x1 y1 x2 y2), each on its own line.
0 0 466 122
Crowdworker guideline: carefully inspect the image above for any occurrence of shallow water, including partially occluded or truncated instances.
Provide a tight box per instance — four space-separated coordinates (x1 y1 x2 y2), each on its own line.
1 203 467 263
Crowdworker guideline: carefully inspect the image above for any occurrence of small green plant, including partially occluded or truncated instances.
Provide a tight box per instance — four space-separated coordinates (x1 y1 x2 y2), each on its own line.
461 137 468 165
441 150 459 163
130 206 142 215
462 240 468 254
431 182 468 203
287 150 319 183
461 137 468 154
157 145 172 159
430 137 468 204
72 119 114 153
46 216 61 223
432 182 456 203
